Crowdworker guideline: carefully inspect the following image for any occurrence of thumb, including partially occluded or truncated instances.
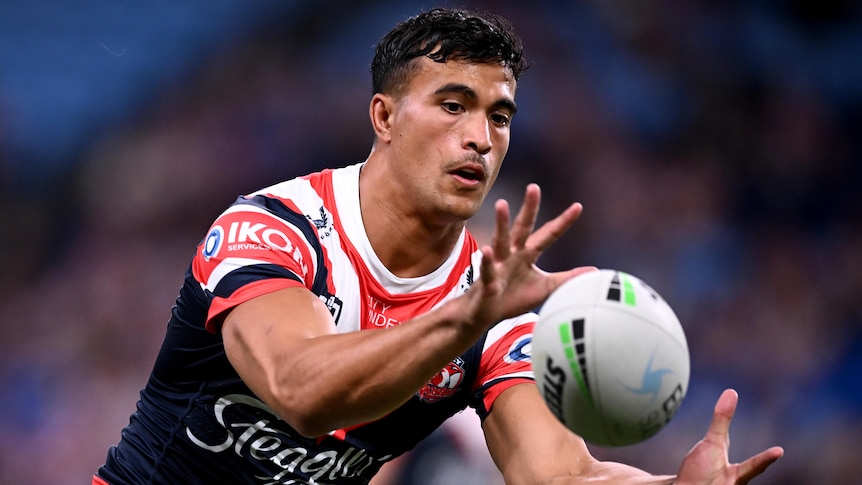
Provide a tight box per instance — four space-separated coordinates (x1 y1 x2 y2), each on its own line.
704 389 737 448
546 266 598 293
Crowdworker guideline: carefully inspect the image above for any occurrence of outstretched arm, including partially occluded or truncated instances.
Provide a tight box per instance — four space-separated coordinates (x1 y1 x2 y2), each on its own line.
222 184 592 437
483 383 675 484
483 384 783 484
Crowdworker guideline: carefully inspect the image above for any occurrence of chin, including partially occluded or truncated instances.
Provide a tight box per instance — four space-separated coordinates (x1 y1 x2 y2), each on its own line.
443 198 483 223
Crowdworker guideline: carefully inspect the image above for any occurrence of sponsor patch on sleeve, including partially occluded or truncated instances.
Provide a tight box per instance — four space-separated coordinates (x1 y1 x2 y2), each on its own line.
473 317 536 413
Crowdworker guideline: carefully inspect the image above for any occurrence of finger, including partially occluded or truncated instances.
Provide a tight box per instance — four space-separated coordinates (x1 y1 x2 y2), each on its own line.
704 389 738 448
547 266 599 289
527 202 584 254
541 266 599 297
510 184 541 249
492 199 512 259
479 245 501 296
735 446 784 483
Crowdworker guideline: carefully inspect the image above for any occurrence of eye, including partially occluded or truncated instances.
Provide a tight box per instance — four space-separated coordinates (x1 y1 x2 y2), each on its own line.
491 113 511 127
442 102 464 114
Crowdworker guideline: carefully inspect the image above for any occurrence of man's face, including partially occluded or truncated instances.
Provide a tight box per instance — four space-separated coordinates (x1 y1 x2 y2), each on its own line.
383 56 517 224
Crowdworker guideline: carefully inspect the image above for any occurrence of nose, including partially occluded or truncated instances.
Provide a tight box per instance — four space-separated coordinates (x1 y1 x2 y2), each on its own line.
463 115 492 155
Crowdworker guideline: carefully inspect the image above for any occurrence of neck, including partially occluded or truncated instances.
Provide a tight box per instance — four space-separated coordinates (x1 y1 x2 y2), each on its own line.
358 161 465 278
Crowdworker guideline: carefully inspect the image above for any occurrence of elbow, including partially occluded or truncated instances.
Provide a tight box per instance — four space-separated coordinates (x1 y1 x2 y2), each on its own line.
285 412 333 439
269 388 338 438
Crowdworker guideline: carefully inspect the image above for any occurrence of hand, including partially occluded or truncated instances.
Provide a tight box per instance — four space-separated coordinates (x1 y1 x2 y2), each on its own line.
468 183 595 327
675 389 784 485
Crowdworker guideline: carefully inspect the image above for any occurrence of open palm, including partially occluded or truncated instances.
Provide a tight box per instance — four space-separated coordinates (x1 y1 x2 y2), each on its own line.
676 389 784 485
472 184 595 325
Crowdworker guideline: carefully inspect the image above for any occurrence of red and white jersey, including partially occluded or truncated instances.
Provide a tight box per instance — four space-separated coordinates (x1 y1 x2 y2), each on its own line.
97 162 536 485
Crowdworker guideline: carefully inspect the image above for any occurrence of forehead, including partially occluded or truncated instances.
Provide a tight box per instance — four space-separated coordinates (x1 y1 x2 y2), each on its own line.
404 57 517 101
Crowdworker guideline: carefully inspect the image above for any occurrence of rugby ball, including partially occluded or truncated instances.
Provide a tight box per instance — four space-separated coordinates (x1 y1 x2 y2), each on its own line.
531 269 689 446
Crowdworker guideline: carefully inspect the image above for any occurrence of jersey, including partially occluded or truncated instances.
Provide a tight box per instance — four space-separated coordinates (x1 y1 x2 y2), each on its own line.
96 162 536 485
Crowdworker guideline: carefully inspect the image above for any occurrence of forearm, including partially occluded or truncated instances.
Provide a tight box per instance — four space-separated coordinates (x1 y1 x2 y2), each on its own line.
502 446 677 484
282 302 483 432
486 385 676 485
224 287 488 437
506 459 675 485
565 461 675 484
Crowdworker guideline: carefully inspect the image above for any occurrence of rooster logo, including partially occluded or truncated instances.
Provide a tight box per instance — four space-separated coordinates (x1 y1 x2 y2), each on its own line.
418 357 466 403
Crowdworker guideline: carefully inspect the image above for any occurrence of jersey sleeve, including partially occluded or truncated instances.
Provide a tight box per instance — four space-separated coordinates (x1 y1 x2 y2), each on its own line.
470 313 536 419
191 195 322 332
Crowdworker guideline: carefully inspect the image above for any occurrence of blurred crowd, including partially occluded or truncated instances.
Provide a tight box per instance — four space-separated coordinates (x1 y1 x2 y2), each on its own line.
0 1 860 483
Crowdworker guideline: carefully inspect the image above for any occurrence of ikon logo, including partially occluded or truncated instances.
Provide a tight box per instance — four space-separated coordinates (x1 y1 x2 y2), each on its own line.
202 219 309 276
227 221 295 251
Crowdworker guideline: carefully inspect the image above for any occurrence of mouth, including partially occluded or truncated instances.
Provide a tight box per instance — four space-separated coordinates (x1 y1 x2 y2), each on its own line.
448 162 487 185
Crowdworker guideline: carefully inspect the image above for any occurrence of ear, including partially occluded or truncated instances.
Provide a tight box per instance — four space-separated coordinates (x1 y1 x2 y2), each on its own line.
369 93 395 144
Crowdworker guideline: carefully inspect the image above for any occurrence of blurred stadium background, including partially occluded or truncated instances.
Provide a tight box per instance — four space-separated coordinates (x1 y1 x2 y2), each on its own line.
0 1 859 483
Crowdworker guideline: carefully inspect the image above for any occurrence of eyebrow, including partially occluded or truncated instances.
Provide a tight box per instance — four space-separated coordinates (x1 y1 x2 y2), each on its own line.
433 83 518 115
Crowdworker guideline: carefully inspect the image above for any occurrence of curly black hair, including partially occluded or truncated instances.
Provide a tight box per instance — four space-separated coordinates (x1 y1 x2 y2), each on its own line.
371 8 528 95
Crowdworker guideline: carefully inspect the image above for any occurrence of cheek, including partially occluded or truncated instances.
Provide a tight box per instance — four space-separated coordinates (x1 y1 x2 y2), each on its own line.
494 127 511 151
490 134 510 169
393 109 430 149
486 163 502 190
397 120 451 163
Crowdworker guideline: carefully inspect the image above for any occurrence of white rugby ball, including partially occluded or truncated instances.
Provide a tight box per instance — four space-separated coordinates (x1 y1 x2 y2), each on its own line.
532 269 689 447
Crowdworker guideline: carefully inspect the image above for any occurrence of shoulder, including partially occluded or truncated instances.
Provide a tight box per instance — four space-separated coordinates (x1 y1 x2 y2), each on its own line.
192 166 356 296
217 162 362 239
